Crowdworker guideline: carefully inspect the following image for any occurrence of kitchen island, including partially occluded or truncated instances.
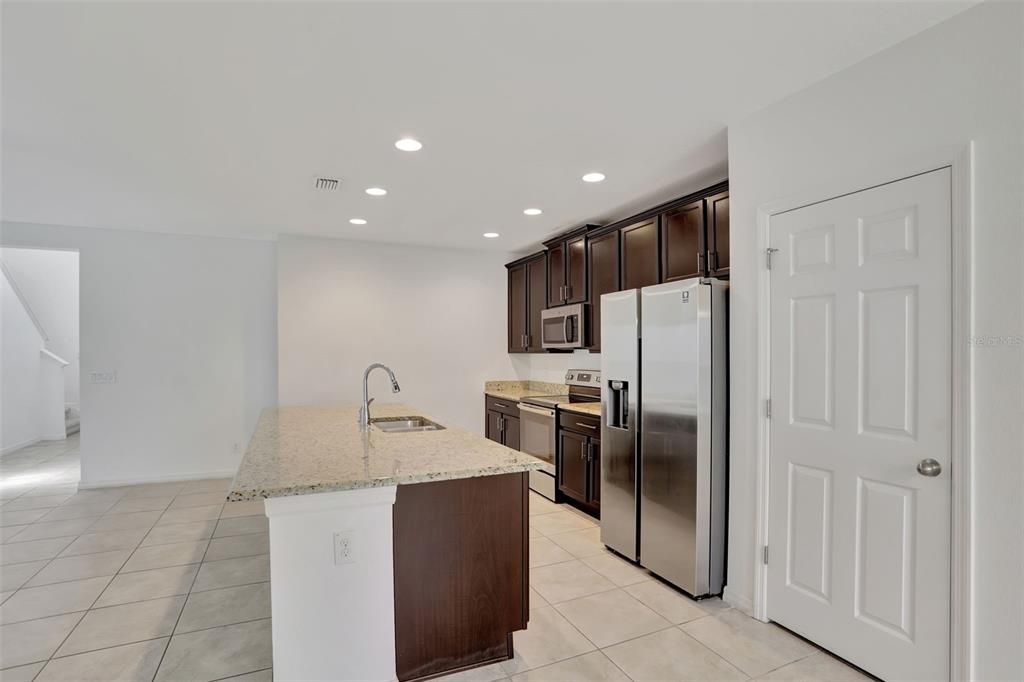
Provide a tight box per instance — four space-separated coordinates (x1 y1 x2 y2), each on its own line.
230 404 542 682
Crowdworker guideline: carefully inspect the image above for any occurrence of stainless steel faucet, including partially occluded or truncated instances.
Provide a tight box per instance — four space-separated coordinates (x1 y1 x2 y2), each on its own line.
359 363 401 429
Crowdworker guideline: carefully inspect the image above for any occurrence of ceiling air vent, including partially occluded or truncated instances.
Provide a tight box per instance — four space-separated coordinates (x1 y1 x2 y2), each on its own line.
315 177 340 191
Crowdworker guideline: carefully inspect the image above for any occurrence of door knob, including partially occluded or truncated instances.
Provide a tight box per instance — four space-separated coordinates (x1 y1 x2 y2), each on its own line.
916 458 942 477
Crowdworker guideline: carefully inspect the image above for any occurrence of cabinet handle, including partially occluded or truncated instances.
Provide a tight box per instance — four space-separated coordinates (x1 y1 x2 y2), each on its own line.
493 402 509 409
580 442 586 460
522 334 529 350
697 252 705 274
565 285 572 300
499 416 505 434
576 422 598 430
587 441 593 462
710 251 719 271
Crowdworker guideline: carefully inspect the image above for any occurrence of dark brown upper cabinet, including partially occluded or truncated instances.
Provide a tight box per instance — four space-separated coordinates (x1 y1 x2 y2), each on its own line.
661 199 705 282
587 229 620 352
507 252 546 353
705 190 730 278
620 217 660 291
504 181 727 355
507 262 527 353
546 228 588 307
526 257 545 351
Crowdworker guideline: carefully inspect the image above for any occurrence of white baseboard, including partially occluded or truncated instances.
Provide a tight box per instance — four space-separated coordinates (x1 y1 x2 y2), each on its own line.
41 433 67 442
79 468 237 489
1 437 42 455
722 586 754 616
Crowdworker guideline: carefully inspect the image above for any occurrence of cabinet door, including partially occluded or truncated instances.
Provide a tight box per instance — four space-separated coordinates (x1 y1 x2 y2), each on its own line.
706 191 730 278
620 218 660 290
526 256 547 352
565 235 587 304
507 264 528 353
547 243 566 307
588 438 601 507
485 410 503 444
661 199 705 281
558 430 589 503
503 415 521 451
587 230 620 351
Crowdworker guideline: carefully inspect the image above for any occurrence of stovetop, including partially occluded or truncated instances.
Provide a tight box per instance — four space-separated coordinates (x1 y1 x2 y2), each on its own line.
520 370 601 409
520 394 600 409
519 394 571 408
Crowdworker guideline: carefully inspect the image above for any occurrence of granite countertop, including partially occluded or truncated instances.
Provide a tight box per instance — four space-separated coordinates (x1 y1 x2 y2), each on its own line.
560 402 602 417
229 404 543 501
484 380 569 402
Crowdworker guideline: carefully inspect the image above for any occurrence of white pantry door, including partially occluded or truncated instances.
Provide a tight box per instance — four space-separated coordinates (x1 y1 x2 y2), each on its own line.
767 168 951 681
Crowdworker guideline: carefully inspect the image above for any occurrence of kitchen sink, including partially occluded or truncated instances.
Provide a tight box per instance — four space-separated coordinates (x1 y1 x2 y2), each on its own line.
370 416 446 433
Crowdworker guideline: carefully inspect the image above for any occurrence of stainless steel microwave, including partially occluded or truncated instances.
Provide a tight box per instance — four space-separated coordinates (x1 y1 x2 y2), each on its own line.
541 303 587 350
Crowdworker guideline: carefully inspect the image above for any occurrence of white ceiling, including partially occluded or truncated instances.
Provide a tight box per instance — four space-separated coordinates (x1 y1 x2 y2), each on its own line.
1 1 972 252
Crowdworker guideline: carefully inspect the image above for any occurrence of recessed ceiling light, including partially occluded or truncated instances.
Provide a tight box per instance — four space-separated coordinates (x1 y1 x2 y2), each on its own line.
365 187 387 196
395 138 423 152
523 208 543 216
349 218 367 225
582 172 606 183
483 232 500 239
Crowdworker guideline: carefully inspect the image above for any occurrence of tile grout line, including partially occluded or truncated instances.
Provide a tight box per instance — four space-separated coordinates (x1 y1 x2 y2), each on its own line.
150 510 218 682
672 619 754 679
37 524 151 672
41 613 273 665
208 666 273 682
1 533 265 623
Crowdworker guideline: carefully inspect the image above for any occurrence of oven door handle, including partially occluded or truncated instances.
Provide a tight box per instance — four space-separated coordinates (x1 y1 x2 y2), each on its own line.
518 403 555 418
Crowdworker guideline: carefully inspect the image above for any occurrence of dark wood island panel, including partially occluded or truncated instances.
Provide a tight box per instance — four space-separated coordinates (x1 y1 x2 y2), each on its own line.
393 472 530 681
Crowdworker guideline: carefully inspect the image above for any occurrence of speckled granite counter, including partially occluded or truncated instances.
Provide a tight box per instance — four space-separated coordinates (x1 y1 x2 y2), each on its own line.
560 402 602 417
229 403 542 501
484 380 568 402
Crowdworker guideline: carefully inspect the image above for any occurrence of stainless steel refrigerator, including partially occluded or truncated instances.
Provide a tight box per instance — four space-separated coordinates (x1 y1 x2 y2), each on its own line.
600 278 728 597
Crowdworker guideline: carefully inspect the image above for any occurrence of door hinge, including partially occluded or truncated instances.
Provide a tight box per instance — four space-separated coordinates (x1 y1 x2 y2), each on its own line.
766 247 779 270
763 545 769 565
765 398 772 419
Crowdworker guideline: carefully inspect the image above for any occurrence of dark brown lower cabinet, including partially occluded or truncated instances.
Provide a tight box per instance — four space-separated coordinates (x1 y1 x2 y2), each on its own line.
588 439 601 507
393 473 529 681
503 415 520 450
558 430 588 501
557 412 601 514
486 410 504 444
485 396 521 450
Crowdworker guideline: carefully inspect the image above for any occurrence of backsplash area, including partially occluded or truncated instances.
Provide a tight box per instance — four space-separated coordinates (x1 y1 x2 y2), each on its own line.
509 350 599 384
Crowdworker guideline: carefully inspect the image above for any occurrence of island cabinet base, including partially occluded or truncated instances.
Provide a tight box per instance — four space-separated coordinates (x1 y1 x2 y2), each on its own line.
393 472 529 682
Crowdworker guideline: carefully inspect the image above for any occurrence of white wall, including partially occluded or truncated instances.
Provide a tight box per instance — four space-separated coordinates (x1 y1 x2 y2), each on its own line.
1 268 50 451
278 236 523 435
725 3 1023 680
0 247 80 407
0 222 278 486
509 350 599 385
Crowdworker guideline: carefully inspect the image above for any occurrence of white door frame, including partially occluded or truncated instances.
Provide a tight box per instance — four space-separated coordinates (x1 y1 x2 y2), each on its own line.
751 143 974 681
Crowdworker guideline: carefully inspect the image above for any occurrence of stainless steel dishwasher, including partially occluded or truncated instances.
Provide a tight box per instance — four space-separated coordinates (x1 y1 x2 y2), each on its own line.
518 400 558 500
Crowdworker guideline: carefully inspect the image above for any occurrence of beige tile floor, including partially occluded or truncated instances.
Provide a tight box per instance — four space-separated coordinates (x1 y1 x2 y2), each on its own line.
0 438 870 682
0 437 270 681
